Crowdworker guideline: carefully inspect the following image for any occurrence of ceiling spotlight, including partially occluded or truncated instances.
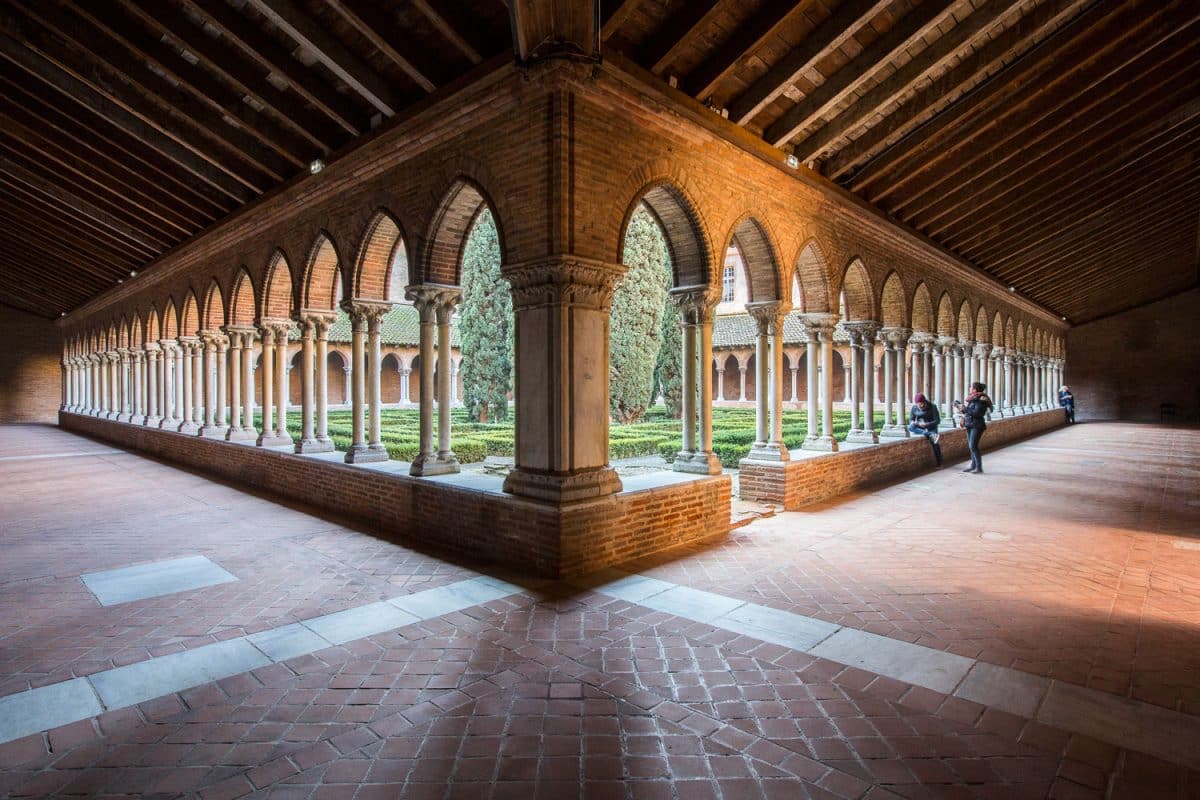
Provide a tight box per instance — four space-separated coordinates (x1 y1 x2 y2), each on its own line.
785 154 800 169
117 278 123 283
1061 316 1067 321
60 312 65 317
1008 286 1016 292
309 158 325 174
130 270 137 277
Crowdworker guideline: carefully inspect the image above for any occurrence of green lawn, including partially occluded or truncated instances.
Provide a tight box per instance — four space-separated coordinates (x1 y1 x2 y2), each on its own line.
258 407 888 468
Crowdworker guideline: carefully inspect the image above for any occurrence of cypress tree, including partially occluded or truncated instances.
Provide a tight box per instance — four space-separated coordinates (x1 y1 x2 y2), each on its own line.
459 209 512 422
653 298 683 417
610 205 671 424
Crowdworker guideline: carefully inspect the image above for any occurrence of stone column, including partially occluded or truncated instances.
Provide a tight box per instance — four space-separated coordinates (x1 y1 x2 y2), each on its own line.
715 368 725 402
922 340 932 400
342 308 368 461
199 334 222 437
256 325 276 445
679 302 697 460
273 323 291 442
846 322 879 443
433 298 456 465
315 316 334 449
881 328 911 438
695 297 721 473
241 331 256 438
343 367 351 404
215 335 228 430
400 367 411 404
499 258 627 502
842 362 852 404
747 301 788 461
225 331 243 436
800 313 838 451
117 349 131 421
406 289 456 474
155 342 171 426
738 365 747 401
880 335 893 430
130 350 144 424
295 316 318 452
449 360 458 405
974 344 992 417
790 364 799 406
191 341 204 429
174 340 195 432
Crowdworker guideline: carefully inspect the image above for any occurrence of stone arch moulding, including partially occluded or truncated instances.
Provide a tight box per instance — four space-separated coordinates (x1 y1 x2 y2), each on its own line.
879 271 907 328
794 238 833 314
228 269 257 326
302 231 344 311
839 257 874 321
722 213 783 303
423 178 502 288
353 210 409 302
614 161 714 289
261 250 296 320
203 279 226 331
911 282 934 333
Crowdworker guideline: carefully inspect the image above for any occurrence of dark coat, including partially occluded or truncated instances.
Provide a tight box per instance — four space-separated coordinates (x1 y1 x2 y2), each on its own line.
962 392 993 430
909 402 941 430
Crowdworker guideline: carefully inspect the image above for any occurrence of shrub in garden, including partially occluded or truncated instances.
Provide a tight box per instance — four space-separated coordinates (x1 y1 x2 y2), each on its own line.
610 205 670 424
459 209 512 423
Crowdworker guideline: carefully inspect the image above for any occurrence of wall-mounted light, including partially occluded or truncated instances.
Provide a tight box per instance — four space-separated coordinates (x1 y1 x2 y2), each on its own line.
309 158 325 175
786 154 800 169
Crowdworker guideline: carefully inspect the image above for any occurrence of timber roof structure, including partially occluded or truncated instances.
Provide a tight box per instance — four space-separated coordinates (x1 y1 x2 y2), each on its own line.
1 0 1196 326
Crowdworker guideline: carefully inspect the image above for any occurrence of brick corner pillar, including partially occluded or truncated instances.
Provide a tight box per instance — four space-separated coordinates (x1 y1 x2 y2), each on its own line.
500 256 626 503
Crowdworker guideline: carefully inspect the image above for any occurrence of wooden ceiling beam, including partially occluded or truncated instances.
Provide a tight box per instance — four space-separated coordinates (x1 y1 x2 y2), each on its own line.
885 12 1200 214
242 0 402 115
0 223 128 282
683 0 802 102
765 0 962 148
324 0 438 93
0 76 227 223
601 0 637 41
0 155 165 254
0 112 198 240
853 0 1181 198
180 0 365 136
641 0 722 75
116 0 341 153
0 197 145 274
0 26 252 204
509 0 599 62
940 83 1200 249
728 0 891 125
411 0 482 64
790 0 1022 162
826 0 1092 182
0 289 70 318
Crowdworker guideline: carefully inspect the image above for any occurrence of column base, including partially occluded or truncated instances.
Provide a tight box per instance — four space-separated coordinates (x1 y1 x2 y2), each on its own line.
344 444 387 464
801 435 838 452
879 425 909 439
226 427 258 441
158 417 177 429
143 415 161 427
129 414 145 426
673 451 723 474
845 429 879 444
747 442 790 461
257 433 292 447
295 438 335 454
199 425 228 439
116 413 132 423
410 452 458 475
503 465 622 503
177 421 200 435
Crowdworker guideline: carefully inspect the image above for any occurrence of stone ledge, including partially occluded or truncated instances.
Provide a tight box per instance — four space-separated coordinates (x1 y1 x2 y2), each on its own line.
57 413 731 578
739 410 1065 509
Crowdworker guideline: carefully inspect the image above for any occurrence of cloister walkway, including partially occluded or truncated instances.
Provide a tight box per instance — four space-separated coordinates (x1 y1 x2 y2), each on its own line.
0 422 1197 798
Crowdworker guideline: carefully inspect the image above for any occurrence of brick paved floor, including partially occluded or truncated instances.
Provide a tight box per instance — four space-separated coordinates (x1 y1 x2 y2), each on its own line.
0 422 1197 798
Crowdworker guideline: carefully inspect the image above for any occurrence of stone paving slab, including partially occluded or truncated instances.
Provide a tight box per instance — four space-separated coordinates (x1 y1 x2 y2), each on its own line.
89 639 272 710
81 555 238 606
0 678 102 744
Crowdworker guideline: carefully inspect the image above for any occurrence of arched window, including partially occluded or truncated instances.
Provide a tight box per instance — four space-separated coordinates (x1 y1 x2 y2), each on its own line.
721 264 735 303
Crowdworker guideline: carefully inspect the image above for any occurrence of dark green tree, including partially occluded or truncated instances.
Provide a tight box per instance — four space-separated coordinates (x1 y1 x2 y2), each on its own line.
610 205 671 424
653 297 683 417
459 209 512 422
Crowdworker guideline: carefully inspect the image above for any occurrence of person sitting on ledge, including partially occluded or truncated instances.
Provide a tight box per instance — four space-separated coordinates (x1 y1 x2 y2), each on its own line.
1058 384 1076 424
908 393 942 468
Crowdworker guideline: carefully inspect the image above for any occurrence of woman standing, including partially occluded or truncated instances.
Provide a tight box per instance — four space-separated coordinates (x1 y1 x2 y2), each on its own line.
962 382 994 474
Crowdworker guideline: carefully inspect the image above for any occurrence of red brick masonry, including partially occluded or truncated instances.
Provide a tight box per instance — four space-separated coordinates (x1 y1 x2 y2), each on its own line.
739 410 1065 508
57 413 731 578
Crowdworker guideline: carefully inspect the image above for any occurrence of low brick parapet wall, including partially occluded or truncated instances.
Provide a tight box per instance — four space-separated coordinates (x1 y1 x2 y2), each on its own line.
59 413 731 578
739 410 1065 509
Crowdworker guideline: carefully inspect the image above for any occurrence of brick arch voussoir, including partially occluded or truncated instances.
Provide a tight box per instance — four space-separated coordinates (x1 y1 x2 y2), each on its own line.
878 270 908 328
791 225 836 313
836 256 875 321
202 278 227 330
418 156 516 287
352 208 410 302
301 230 345 311
720 210 785 303
611 158 716 289
911 282 935 333
260 248 298 320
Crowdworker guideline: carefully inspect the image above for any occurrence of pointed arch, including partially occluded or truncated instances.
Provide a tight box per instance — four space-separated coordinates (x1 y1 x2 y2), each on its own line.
130 312 143 347
118 317 130 349
426 180 500 287
105 322 117 350
975 305 990 343
302 232 344 310
1005 317 1015 348
936 293 955 336
146 304 161 342
162 299 179 339
880 272 906 327
1016 321 1026 351
724 216 781 302
620 181 710 288
180 291 200 336
957 300 974 341
840 258 874 320
354 211 410 301
229 269 257 326
203 279 226 330
911 282 934 333
795 239 832 313
262 250 295 319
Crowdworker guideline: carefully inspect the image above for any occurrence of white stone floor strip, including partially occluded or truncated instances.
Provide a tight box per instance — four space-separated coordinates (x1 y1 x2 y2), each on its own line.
0 450 125 462
82 555 239 606
588 571 1200 771
0 575 524 744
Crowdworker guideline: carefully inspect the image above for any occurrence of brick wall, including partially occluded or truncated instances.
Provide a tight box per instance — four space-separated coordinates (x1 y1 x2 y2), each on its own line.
740 410 1064 509
0 304 61 424
1066 288 1200 423
58 413 730 578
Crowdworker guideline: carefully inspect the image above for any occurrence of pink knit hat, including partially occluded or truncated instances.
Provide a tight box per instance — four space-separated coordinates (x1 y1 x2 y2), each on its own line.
914 393 927 403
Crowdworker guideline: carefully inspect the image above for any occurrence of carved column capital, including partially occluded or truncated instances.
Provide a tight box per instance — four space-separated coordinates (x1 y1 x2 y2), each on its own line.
798 312 838 343
842 320 879 346
746 300 788 335
501 257 626 312
405 284 460 322
880 326 912 346
297 311 338 338
669 284 721 325
974 343 992 359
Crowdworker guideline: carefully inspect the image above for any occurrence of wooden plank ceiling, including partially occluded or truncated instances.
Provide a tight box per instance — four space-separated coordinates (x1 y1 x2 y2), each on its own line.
1 0 1197 326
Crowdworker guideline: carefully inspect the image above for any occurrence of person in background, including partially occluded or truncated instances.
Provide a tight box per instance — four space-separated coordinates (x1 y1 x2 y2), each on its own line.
908 393 942 467
961 382 994 474
1058 385 1076 424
